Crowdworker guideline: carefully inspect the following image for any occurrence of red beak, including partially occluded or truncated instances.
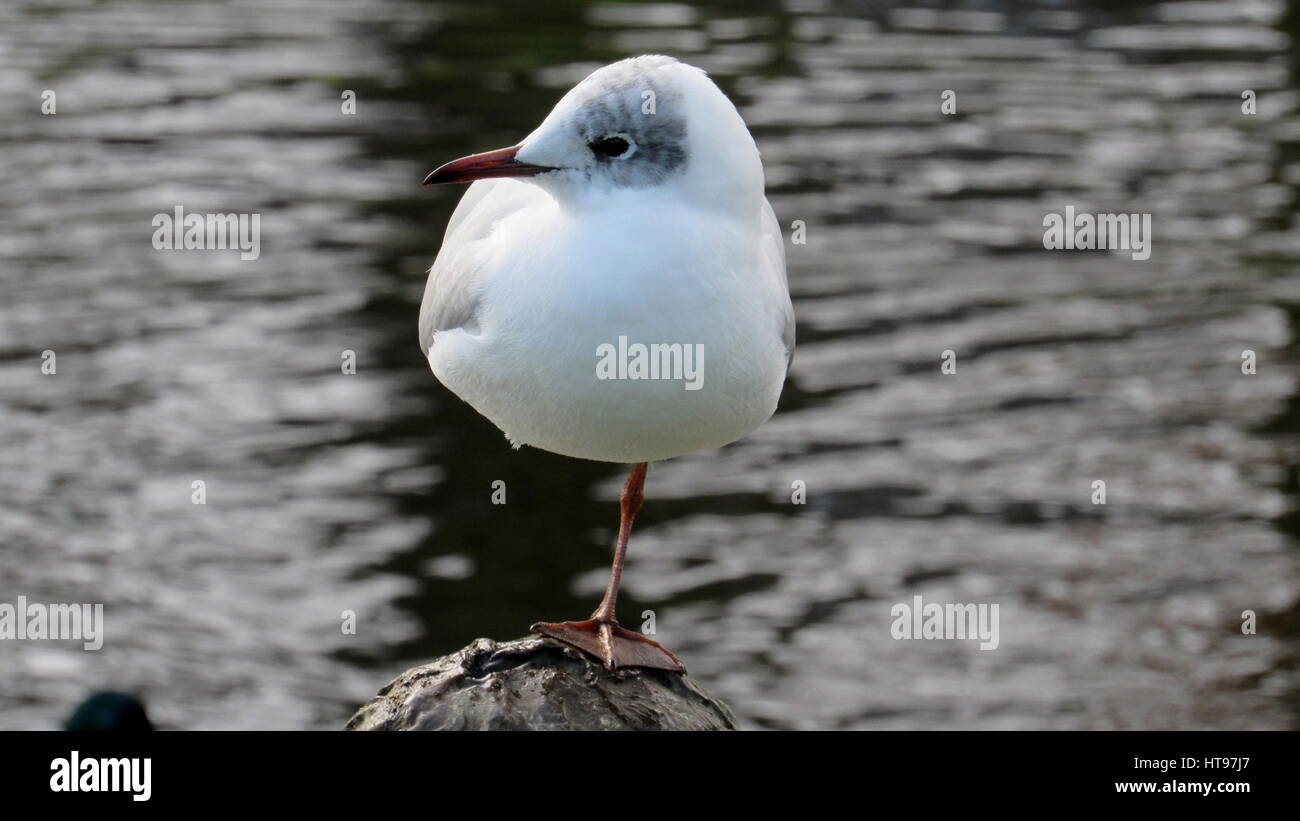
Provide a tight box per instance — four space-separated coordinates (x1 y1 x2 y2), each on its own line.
422 145 553 186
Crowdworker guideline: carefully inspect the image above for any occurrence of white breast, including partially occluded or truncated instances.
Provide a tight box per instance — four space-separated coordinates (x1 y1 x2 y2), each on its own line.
424 180 791 463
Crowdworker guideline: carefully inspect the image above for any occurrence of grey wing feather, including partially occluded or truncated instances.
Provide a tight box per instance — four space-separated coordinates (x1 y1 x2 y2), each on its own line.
760 198 796 371
419 179 546 356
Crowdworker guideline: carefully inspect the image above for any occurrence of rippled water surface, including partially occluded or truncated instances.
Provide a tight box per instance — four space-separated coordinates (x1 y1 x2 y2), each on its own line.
1 0 1298 730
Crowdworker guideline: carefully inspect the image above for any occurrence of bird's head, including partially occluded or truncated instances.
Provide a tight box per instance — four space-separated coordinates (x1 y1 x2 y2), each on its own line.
423 55 764 211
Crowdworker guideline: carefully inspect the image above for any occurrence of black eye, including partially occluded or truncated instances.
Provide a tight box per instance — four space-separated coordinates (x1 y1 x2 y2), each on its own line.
588 135 631 158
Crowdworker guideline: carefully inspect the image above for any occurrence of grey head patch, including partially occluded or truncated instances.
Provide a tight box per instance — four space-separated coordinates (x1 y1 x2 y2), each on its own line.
570 57 689 188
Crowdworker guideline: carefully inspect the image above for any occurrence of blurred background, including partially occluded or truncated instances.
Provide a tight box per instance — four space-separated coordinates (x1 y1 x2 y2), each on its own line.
1 0 1298 730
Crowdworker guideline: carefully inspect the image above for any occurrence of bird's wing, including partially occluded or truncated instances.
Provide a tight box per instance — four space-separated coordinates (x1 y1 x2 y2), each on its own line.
760 198 796 371
419 179 548 356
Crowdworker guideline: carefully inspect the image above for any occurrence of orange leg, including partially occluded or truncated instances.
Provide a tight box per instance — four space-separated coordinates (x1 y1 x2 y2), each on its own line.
531 462 685 673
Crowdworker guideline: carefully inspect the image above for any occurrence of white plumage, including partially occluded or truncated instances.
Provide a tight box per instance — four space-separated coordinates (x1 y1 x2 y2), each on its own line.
420 55 794 463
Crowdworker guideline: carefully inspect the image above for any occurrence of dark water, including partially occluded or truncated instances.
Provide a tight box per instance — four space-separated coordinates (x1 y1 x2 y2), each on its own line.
1 0 1298 730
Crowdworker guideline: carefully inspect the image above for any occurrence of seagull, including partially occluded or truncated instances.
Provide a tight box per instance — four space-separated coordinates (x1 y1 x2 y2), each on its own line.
419 55 794 673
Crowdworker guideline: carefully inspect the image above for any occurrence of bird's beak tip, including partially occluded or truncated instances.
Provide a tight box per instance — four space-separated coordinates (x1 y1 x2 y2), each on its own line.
422 145 551 187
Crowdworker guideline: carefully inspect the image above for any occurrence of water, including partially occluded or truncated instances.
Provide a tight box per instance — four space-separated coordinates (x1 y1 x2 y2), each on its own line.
1 0 1298 730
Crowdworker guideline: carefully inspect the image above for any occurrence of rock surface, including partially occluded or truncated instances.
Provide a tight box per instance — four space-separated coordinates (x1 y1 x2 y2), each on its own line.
345 636 737 731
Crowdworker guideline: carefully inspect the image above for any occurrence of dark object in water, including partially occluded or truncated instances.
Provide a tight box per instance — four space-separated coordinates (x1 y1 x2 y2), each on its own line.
65 691 153 732
345 636 736 731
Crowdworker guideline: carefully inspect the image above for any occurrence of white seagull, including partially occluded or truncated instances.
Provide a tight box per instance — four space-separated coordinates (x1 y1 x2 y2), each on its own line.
420 55 794 672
